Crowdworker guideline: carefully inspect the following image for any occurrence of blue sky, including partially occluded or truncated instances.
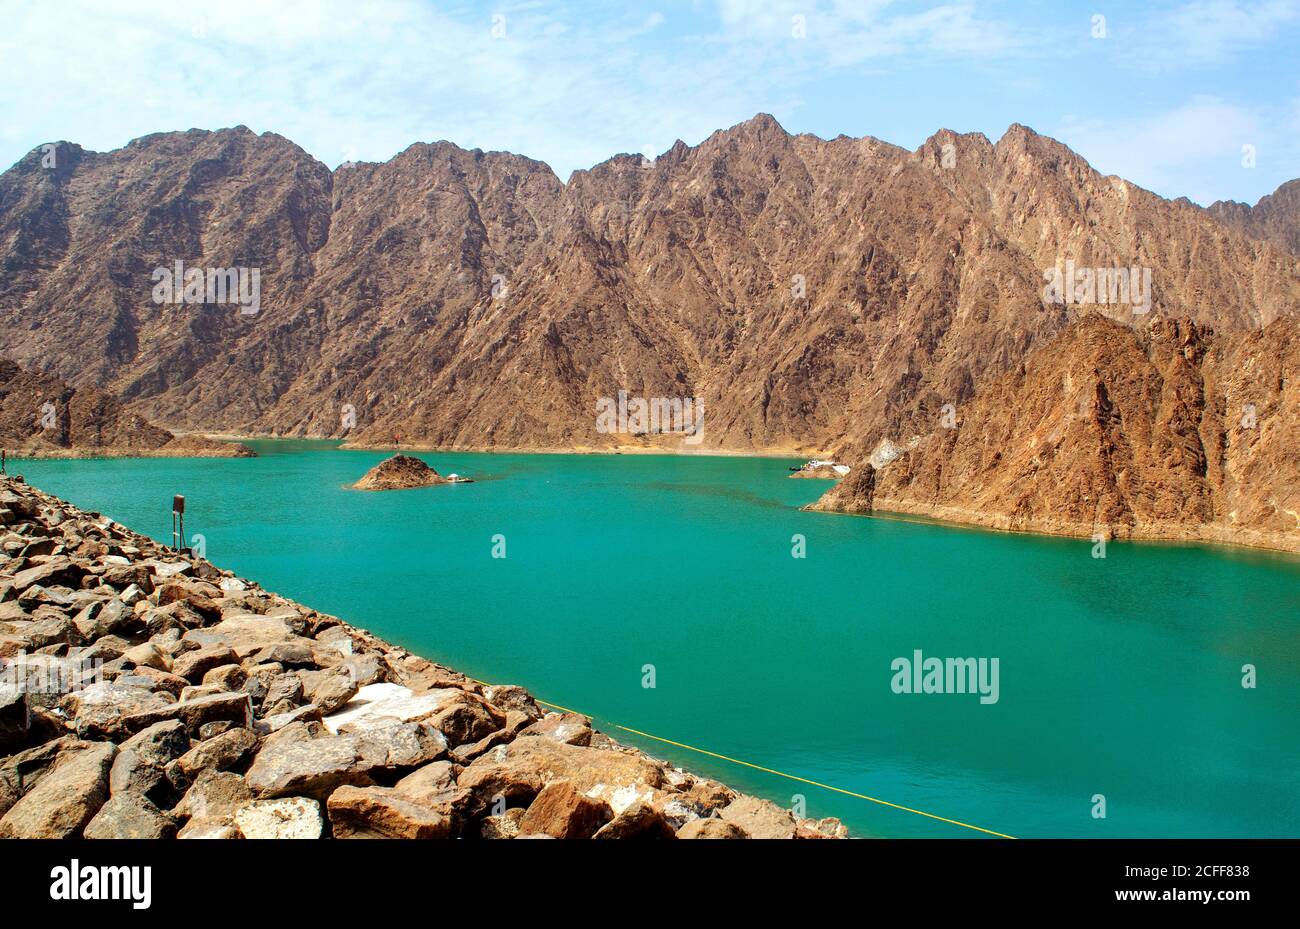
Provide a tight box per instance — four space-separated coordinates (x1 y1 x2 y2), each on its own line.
2 0 1298 206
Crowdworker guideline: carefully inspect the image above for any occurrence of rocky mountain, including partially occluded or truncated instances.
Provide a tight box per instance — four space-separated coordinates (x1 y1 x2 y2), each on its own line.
0 116 1295 547
0 359 251 458
1 116 1296 461
1207 179 1300 257
811 314 1299 552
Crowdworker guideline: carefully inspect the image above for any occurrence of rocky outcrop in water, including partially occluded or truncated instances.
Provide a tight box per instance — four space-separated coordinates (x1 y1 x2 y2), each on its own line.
0 360 252 459
352 455 446 491
0 476 844 839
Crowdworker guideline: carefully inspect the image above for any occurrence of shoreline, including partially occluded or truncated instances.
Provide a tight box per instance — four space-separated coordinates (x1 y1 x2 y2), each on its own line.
0 474 847 840
192 432 825 459
807 499 1300 558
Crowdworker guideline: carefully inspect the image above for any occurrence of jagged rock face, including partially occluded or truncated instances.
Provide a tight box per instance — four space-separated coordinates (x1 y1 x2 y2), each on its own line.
812 315 1299 552
1 117 1295 457
0 358 251 457
352 454 443 490
1207 179 1300 257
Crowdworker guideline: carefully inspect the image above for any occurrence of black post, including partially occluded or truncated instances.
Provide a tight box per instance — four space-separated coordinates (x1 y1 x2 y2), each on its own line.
172 494 185 551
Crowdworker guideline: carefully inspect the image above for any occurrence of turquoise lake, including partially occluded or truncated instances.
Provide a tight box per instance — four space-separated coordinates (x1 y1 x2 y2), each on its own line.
11 440 1299 838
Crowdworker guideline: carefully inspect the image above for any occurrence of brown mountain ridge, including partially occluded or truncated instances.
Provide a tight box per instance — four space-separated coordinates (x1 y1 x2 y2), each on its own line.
0 359 252 459
0 115 1295 547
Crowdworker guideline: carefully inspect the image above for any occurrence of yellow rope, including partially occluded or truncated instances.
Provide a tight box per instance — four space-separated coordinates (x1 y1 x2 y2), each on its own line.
613 723 1015 839
471 680 1016 839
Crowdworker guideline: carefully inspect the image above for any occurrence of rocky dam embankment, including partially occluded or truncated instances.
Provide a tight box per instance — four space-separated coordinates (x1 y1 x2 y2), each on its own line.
0 475 845 839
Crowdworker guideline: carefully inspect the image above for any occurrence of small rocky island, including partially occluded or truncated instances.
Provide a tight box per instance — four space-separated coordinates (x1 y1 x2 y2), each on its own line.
352 454 471 490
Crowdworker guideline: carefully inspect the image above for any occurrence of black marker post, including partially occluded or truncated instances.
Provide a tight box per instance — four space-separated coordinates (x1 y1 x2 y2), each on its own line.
172 494 185 552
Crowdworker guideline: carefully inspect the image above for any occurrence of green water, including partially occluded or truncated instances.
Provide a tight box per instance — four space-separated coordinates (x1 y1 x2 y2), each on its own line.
11 440 1299 838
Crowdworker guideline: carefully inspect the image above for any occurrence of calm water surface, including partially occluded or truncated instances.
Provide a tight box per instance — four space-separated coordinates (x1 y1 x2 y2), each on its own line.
13 440 1299 837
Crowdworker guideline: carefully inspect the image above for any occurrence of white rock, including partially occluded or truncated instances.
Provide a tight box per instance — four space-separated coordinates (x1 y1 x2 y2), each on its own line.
119 584 146 605
322 683 461 734
232 797 323 839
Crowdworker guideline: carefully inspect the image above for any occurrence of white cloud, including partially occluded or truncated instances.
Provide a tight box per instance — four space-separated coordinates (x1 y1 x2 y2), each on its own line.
1158 0 1300 64
1054 98 1269 204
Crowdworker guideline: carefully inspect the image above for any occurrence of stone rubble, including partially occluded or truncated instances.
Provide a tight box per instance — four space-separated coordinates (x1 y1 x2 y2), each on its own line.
0 475 847 840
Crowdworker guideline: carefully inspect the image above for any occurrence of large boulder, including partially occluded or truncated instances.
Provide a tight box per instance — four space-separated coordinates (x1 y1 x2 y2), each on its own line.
11 558 84 592
676 817 749 839
322 683 462 733
298 667 358 714
83 792 177 839
119 719 190 767
174 770 253 822
327 785 452 838
338 716 448 769
62 680 174 739
517 781 611 839
0 736 71 816
718 795 798 839
174 727 260 779
181 614 298 661
121 691 252 735
517 712 593 746
426 691 506 745
243 727 374 801
592 800 676 839
108 748 169 802
171 645 238 683
0 740 116 837
459 734 665 807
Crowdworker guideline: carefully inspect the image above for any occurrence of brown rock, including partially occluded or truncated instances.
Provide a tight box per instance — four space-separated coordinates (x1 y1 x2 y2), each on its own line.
174 770 254 822
592 800 676 839
517 780 610 839
298 666 358 714
327 785 452 838
676 817 749 839
479 807 526 839
83 792 177 839
202 663 247 692
121 691 253 735
718 795 798 839
243 730 374 800
177 817 243 839
353 455 445 491
175 727 260 778
62 679 174 739
460 734 664 807
0 740 116 837
517 711 592 746
172 645 238 682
